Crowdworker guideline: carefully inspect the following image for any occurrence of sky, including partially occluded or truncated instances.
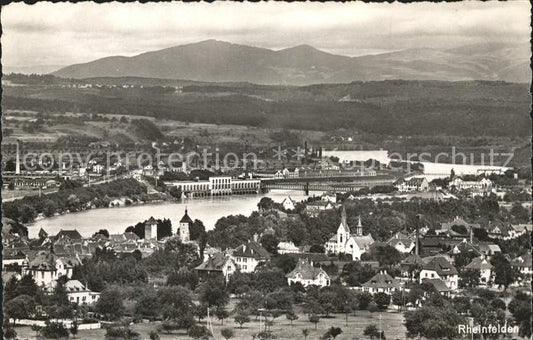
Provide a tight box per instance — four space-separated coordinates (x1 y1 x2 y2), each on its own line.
2 1 530 70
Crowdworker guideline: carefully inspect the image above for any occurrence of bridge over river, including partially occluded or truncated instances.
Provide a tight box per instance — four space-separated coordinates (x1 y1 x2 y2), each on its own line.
260 175 397 193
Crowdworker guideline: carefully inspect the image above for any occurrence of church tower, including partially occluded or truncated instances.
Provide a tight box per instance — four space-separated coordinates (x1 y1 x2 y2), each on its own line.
178 208 192 242
144 216 158 240
355 215 363 236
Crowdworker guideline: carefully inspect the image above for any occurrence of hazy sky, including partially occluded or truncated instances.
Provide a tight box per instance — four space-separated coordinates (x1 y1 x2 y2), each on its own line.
2 1 530 68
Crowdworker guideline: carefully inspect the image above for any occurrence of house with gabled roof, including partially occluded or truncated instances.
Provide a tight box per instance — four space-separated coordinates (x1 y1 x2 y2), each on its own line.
195 252 237 281
395 177 429 192
510 253 532 277
362 270 402 294
286 259 330 288
22 251 79 288
509 224 533 239
465 256 493 285
54 229 83 243
65 280 100 305
231 241 271 273
387 232 415 253
281 196 296 211
420 256 458 290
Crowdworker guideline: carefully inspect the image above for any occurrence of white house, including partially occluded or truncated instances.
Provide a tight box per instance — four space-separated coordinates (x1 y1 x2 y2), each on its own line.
510 254 532 277
395 177 429 192
386 232 415 253
23 252 78 288
281 197 296 211
450 177 493 191
420 256 458 290
465 256 493 285
232 241 271 273
277 241 301 254
65 280 100 305
362 270 403 294
325 206 374 260
286 259 330 287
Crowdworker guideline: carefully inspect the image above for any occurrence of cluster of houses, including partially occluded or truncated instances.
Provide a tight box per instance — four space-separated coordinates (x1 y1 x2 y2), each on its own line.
3 200 531 313
1 208 197 307
192 206 532 301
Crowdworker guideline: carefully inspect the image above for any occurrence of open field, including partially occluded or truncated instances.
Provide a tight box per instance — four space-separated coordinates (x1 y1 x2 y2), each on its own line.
13 310 406 340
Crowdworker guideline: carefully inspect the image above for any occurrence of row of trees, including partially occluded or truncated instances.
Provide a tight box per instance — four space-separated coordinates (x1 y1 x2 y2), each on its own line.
3 178 147 223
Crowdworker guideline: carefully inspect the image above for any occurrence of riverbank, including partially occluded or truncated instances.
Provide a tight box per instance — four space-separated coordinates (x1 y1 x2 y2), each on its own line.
26 190 311 238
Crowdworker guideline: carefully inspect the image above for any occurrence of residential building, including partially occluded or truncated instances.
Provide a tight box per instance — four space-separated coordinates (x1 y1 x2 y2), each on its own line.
286 259 330 288
23 251 78 288
419 256 458 290
232 241 271 273
465 256 493 285
281 197 296 211
362 270 402 294
277 241 301 254
195 252 237 281
395 177 429 192
510 254 532 277
387 232 415 253
450 178 493 191
65 280 100 305
509 224 533 239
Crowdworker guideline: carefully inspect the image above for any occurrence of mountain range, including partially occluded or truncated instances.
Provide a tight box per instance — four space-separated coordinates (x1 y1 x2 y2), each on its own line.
52 40 531 85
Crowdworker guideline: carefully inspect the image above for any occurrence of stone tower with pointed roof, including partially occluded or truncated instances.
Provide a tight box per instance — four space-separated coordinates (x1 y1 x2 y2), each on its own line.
145 216 158 240
177 208 192 242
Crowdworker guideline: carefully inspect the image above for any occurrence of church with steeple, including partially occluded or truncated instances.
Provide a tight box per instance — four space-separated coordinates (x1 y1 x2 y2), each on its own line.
325 206 374 260
176 208 192 242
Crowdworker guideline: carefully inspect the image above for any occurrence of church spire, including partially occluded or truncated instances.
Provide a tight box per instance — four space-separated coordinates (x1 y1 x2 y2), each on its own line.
356 215 363 236
341 205 347 227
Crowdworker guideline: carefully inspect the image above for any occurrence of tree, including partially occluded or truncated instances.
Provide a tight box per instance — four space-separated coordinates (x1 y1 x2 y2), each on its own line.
198 277 229 308
374 292 390 310
70 321 78 338
286 310 299 326
215 307 230 325
308 314 320 330
323 327 342 339
4 294 36 325
258 197 274 211
459 268 481 288
357 292 373 310
367 301 378 316
491 253 518 290
3 327 17 340
234 313 250 328
95 287 124 320
149 330 160 340
405 305 464 339
260 234 279 254
134 290 160 319
92 229 109 238
188 325 212 340
221 328 234 340
302 329 310 340
364 324 380 340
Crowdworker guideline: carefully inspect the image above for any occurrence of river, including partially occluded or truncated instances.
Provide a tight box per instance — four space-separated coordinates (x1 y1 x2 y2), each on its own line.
27 190 312 238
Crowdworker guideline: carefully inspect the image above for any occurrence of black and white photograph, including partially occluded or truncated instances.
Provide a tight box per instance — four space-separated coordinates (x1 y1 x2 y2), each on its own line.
1 1 532 339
